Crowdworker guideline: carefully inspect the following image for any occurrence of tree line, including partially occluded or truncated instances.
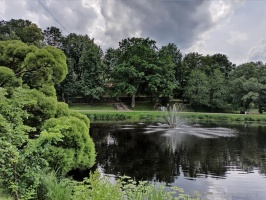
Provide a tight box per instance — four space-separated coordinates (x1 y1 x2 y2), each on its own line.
1 19 266 113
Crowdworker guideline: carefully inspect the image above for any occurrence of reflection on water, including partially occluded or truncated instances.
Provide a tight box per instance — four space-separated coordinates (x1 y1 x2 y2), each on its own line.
90 122 266 199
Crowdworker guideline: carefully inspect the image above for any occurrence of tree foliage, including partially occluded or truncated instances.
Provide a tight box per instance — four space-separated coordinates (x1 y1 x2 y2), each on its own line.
184 69 210 111
0 39 96 199
57 33 104 102
0 19 43 45
0 40 67 89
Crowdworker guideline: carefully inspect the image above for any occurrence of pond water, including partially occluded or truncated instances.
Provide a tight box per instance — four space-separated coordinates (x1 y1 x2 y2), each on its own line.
88 122 266 200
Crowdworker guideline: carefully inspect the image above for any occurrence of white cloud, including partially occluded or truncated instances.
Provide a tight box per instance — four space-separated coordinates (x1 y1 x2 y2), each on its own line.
248 39 266 62
227 31 248 44
0 0 5 19
188 0 244 52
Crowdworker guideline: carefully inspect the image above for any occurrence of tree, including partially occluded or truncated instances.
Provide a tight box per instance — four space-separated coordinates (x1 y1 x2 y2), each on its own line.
208 68 228 111
0 40 68 89
147 45 177 104
57 33 104 102
210 54 235 79
257 64 266 113
111 37 159 107
0 87 46 199
158 43 182 99
43 26 64 48
0 40 96 199
40 116 95 174
0 19 44 45
229 76 262 112
103 48 119 82
180 52 204 99
231 62 257 79
184 69 210 111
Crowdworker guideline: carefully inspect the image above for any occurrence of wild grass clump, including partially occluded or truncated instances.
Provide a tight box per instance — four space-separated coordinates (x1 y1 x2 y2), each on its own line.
72 171 202 200
35 170 202 200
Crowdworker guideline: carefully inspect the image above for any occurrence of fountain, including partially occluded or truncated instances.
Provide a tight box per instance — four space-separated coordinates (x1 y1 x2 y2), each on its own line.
143 103 237 139
161 103 184 128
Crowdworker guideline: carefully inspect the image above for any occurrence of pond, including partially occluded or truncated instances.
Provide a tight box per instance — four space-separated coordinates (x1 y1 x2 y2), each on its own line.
86 122 266 199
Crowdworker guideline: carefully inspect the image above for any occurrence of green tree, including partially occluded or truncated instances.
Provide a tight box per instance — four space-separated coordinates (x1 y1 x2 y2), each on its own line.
43 26 63 48
147 45 177 104
40 116 95 174
184 69 210 111
229 77 262 112
158 43 182 99
111 37 158 107
0 40 96 199
231 62 257 79
180 52 204 99
209 68 228 111
257 64 266 113
103 48 119 83
57 33 104 102
0 40 68 89
0 87 47 199
210 53 235 79
0 19 44 45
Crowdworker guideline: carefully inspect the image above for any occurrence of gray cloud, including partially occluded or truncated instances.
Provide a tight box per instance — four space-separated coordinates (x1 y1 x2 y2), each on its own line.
35 0 98 34
1 0 225 49
101 0 212 48
2 0 98 34
3 0 266 65
248 39 266 62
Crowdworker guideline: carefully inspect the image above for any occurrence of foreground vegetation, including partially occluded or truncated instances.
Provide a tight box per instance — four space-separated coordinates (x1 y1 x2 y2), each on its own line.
0 41 96 199
1 170 203 200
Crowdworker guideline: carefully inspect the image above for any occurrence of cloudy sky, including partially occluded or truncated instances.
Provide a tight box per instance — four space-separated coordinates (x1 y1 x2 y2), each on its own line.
0 0 266 65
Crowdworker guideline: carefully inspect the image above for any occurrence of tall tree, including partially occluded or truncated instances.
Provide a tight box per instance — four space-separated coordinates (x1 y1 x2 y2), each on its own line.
184 69 210 111
57 33 104 102
180 52 204 99
103 48 119 82
159 43 182 98
210 53 235 79
111 37 160 107
208 68 228 111
43 26 64 48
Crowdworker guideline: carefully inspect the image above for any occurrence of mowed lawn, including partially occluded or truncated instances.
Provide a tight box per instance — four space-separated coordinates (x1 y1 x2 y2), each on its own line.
69 102 266 123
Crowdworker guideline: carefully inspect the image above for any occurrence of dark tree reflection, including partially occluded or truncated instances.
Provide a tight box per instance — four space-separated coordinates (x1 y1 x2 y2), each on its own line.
90 123 266 183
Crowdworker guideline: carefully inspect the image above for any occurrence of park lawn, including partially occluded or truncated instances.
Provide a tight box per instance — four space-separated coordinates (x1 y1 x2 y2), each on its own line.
69 103 266 123
69 103 115 111
70 101 157 111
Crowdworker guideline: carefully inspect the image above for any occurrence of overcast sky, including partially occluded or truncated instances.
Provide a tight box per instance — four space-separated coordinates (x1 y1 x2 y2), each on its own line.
0 0 266 65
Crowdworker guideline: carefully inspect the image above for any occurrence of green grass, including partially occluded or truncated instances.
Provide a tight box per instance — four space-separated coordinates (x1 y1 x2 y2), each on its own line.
69 103 115 111
128 101 155 111
70 103 266 123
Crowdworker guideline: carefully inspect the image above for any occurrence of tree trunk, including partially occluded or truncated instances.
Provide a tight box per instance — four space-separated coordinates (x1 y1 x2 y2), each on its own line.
131 93 136 108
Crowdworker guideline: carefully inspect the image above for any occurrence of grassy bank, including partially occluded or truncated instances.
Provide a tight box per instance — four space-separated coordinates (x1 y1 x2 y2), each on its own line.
70 104 266 123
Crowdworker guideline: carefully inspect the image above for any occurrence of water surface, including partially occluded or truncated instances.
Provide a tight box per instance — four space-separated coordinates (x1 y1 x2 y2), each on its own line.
90 122 266 200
